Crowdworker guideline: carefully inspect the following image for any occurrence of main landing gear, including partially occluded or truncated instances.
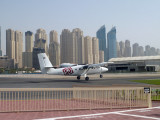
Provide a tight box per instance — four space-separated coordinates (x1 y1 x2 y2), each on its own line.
77 76 89 81
100 74 103 78
85 76 89 81
77 76 81 80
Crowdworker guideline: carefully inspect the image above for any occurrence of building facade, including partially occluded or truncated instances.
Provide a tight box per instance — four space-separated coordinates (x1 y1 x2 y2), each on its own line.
60 29 75 63
34 28 48 55
23 31 34 68
92 37 99 64
49 30 60 66
99 50 104 63
32 47 45 69
132 43 139 57
96 25 107 61
124 40 131 57
0 26 2 56
119 41 125 57
84 36 93 64
72 28 85 64
107 27 117 61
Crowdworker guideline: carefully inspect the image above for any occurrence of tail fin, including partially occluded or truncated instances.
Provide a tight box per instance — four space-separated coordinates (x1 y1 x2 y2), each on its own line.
38 53 53 74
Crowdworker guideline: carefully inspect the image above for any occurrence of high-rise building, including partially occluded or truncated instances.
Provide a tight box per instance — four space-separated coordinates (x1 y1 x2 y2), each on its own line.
117 41 121 57
84 36 93 64
6 29 15 59
49 30 60 66
96 25 107 61
23 31 34 68
25 31 34 52
124 40 131 57
150 47 156 56
138 46 144 56
6 29 23 68
119 41 125 57
145 45 151 56
107 27 117 61
156 49 160 55
72 28 84 64
92 37 99 64
15 31 23 68
132 43 139 57
99 50 104 63
32 47 45 69
35 28 48 55
60 29 75 63
0 26 2 56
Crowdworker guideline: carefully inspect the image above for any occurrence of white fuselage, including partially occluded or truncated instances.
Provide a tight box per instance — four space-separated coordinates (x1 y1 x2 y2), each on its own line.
47 65 108 76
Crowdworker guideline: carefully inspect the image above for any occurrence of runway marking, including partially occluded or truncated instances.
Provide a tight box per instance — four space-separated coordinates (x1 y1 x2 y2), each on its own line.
34 106 160 120
115 113 160 120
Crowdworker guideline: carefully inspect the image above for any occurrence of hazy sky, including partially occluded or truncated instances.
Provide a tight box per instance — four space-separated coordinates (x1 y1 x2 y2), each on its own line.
0 0 160 55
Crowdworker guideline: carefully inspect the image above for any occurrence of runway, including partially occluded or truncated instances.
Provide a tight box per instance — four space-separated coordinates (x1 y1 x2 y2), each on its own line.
0 72 160 88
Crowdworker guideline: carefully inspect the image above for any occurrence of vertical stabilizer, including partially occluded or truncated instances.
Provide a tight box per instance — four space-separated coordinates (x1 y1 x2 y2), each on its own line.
38 53 53 74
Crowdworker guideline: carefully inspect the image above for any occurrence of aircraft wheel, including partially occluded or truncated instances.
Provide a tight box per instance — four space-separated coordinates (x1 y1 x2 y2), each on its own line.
85 77 89 81
77 76 81 80
100 74 103 78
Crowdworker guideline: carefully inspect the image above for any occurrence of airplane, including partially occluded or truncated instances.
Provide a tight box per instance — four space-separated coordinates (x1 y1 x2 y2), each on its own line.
38 53 112 81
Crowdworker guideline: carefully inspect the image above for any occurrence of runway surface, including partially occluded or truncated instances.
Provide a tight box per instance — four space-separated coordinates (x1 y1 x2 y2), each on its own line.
0 72 160 88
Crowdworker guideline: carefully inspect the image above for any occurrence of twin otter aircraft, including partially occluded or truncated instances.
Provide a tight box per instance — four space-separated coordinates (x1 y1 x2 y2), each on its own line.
38 53 112 81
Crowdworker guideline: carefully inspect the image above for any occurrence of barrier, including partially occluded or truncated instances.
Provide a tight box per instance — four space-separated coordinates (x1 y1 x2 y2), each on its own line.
152 88 160 100
0 87 151 112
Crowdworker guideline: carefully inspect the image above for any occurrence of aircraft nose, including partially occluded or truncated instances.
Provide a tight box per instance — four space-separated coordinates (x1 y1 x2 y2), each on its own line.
103 67 108 72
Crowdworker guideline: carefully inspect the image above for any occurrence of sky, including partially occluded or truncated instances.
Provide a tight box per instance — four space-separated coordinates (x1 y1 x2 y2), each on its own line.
0 0 160 55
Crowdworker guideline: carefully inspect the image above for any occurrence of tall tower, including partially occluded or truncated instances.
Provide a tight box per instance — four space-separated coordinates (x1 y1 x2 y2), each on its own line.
84 36 93 64
35 28 48 54
60 29 75 63
107 27 117 61
72 28 84 64
0 26 2 56
6 29 15 59
49 30 60 66
145 45 151 56
92 37 99 64
23 31 34 68
124 40 131 57
132 43 139 57
119 41 125 57
15 31 23 68
96 25 107 61
117 41 121 57
6 29 23 68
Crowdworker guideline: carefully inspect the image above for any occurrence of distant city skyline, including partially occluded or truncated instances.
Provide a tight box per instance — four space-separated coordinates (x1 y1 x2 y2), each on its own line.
0 0 160 55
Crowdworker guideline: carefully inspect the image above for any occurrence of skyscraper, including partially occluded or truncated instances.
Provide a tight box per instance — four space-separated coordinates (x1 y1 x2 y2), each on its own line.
6 29 15 59
72 28 84 64
35 28 48 55
119 41 125 57
49 30 60 66
99 50 104 63
92 37 99 64
0 26 2 56
6 29 23 68
84 36 93 64
117 41 121 57
96 25 107 61
15 31 23 68
107 27 117 61
60 29 75 63
124 40 131 57
132 43 139 57
23 31 34 68
138 46 144 56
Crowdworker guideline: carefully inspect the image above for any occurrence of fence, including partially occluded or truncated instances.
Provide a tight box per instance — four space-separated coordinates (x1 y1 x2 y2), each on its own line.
0 87 151 112
152 88 160 100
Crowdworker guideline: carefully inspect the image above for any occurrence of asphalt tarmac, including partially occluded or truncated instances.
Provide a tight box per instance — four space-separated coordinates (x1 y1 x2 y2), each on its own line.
0 72 160 88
